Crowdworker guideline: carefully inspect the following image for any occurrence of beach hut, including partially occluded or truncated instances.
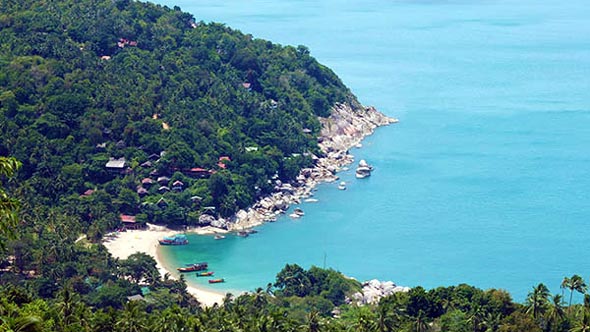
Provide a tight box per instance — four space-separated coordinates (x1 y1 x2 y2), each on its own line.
120 214 141 230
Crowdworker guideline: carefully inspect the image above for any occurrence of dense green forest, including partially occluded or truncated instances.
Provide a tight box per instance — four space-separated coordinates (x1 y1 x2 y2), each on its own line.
0 0 355 234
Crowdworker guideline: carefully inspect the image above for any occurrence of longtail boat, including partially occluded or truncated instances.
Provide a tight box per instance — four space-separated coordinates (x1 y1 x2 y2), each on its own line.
196 271 214 277
159 234 188 245
208 278 225 284
177 263 208 272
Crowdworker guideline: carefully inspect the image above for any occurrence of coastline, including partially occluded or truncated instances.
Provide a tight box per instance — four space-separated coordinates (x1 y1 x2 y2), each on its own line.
103 224 226 307
103 102 396 306
228 102 398 230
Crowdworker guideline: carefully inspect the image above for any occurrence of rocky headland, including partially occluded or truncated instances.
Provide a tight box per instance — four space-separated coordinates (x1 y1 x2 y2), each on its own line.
207 101 399 230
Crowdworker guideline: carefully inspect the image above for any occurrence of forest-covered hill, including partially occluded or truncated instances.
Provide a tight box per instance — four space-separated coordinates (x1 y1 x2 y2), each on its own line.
0 0 357 235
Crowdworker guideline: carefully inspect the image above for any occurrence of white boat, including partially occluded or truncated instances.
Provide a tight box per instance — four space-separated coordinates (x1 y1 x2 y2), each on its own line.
214 234 226 240
294 208 305 216
338 181 347 190
304 198 319 203
289 213 301 219
356 160 373 179
358 159 374 171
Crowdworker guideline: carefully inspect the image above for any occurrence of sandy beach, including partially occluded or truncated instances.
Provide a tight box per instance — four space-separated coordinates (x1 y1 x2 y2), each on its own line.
103 224 226 307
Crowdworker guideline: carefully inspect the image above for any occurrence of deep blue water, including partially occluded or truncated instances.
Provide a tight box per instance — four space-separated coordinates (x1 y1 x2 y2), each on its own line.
154 0 590 301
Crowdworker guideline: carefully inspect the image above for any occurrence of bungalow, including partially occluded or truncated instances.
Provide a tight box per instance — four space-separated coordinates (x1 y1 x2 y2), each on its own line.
137 187 148 196
172 180 184 191
80 189 95 197
185 167 211 178
241 82 252 90
158 186 170 193
105 157 126 172
141 178 154 186
202 206 216 214
218 156 231 169
120 214 141 229
157 176 170 185
148 153 160 161
127 294 144 302
157 197 168 208
140 161 153 168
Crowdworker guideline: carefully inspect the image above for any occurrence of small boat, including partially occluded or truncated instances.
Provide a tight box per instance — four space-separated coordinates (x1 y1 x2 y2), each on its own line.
304 198 319 203
214 235 226 240
159 234 188 245
294 208 304 216
246 229 258 234
358 159 374 171
196 271 214 277
208 278 225 284
356 160 373 179
237 231 249 237
177 263 208 272
289 213 301 219
338 181 347 190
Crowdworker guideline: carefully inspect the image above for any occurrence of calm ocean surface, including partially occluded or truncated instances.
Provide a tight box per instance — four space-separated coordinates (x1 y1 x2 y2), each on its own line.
154 0 590 301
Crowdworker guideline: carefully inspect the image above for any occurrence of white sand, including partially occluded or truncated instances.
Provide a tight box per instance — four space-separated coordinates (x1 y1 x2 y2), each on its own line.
103 224 225 307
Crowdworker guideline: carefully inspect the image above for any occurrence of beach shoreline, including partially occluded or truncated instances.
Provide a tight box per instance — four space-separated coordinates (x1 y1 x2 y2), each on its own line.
103 102 396 306
103 224 226 307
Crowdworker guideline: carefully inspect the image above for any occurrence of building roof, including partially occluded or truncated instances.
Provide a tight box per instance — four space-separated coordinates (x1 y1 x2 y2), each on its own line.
127 294 144 302
172 180 184 187
81 189 95 197
105 157 126 169
141 178 154 184
157 176 170 182
120 214 136 223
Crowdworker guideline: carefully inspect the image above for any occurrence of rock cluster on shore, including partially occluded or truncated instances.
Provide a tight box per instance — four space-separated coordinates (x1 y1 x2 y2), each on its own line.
218 102 398 231
350 279 411 305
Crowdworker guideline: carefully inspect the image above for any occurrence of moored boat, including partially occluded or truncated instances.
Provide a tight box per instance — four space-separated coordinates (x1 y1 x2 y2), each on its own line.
177 262 208 272
208 278 225 284
214 234 226 240
356 160 373 179
338 181 347 190
159 234 188 245
237 231 249 237
196 271 214 277
294 208 304 216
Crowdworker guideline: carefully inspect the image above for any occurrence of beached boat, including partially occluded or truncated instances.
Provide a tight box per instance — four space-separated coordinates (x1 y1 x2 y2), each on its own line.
196 271 214 277
177 262 208 272
214 234 226 240
338 181 347 190
159 234 188 245
208 278 225 284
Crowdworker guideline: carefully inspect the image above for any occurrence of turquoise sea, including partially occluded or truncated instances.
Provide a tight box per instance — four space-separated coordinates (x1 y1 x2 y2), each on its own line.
154 0 590 301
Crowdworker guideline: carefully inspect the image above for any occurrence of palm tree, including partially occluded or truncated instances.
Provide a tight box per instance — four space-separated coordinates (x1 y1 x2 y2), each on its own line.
563 277 572 298
413 311 430 332
569 275 587 307
546 294 566 331
526 283 550 321
571 310 590 332
0 315 43 332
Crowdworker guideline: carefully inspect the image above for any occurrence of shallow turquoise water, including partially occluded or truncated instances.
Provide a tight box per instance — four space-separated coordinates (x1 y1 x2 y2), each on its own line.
155 0 590 301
